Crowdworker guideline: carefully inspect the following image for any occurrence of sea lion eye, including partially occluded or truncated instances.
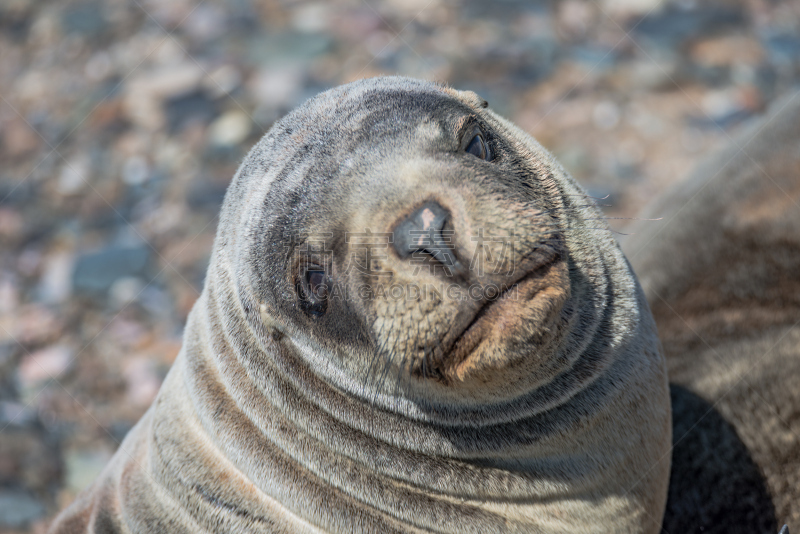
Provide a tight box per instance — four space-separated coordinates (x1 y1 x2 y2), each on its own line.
465 133 491 161
307 270 328 299
298 265 329 317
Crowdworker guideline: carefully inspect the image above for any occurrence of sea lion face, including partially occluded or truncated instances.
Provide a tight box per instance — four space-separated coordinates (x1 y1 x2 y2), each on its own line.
219 77 646 415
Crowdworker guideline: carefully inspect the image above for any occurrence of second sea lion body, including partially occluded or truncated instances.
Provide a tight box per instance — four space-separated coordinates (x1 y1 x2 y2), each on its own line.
627 93 800 532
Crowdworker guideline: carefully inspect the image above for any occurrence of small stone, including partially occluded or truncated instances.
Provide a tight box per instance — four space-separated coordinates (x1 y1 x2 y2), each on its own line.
122 156 149 186
128 62 204 99
12 305 63 346
38 251 75 304
0 491 45 528
183 4 226 43
702 90 737 118
17 248 42 278
138 202 185 236
123 357 162 408
0 208 23 242
124 64 205 130
84 51 113 81
593 101 621 130
65 449 112 494
109 277 145 308
689 88 755 129
618 58 677 91
208 110 251 147
250 66 304 109
202 65 242 98
28 11 60 48
17 345 73 389
108 318 148 347
141 0 193 28
558 0 594 36
56 153 91 195
601 0 662 17
0 272 19 314
690 35 764 67
291 3 331 33
1 116 40 158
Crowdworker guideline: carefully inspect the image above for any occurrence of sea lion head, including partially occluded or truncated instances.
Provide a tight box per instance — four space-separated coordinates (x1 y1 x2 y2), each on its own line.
204 76 671 530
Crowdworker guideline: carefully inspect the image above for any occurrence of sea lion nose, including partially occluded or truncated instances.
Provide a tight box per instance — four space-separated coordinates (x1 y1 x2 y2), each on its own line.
392 201 461 270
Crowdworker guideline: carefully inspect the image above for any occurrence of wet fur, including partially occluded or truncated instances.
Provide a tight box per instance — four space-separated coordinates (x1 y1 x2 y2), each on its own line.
49 77 671 533
625 91 800 532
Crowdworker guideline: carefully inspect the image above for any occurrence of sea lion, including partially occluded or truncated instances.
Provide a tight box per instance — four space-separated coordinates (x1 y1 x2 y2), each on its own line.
625 92 800 532
49 76 671 533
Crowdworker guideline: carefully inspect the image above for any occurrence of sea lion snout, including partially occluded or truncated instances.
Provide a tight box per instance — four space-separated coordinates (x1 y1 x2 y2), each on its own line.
391 200 461 271
352 171 573 394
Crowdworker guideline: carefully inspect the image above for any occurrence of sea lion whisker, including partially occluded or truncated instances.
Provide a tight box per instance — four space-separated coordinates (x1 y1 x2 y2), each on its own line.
582 216 664 222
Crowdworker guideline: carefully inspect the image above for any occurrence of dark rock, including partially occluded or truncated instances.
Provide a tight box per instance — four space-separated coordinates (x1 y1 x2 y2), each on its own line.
72 246 150 296
763 33 800 66
460 0 549 21
186 179 228 210
0 414 62 526
0 178 35 208
687 108 753 131
0 401 36 426
245 32 332 68
163 90 219 134
681 63 731 87
0 346 18 402
0 4 32 43
60 2 107 39
631 7 746 48
108 420 134 443
0 491 46 529
571 46 618 71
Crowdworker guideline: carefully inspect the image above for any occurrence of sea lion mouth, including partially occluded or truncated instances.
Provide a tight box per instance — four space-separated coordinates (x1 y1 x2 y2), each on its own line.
442 246 566 376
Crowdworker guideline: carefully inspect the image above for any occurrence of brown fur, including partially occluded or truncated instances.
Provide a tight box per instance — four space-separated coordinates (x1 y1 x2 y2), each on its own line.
625 91 800 532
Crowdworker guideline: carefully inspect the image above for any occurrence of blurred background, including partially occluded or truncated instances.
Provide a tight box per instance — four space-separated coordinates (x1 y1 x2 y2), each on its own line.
0 0 799 531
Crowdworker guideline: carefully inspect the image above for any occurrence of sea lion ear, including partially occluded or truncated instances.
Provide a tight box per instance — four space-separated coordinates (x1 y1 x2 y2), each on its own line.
445 88 489 109
462 91 489 109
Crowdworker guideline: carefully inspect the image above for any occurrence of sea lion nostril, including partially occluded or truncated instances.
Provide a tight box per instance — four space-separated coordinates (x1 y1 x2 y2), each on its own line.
392 201 459 269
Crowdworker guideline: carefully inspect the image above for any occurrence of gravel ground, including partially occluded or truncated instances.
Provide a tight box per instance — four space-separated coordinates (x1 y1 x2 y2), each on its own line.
1 0 799 531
